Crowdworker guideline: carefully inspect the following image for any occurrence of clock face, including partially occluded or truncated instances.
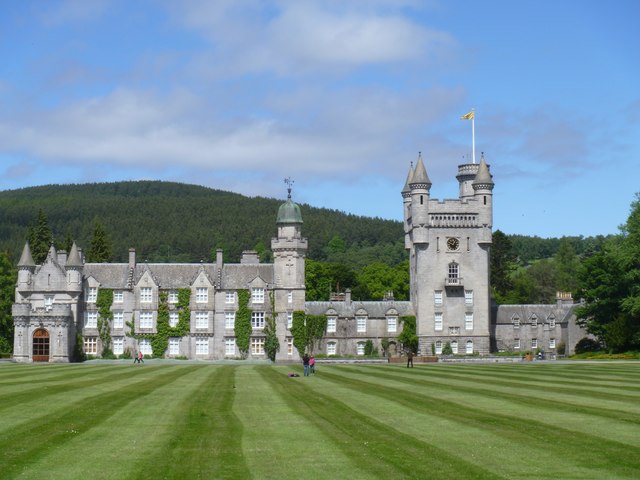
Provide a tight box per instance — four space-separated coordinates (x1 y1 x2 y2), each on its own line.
447 237 459 251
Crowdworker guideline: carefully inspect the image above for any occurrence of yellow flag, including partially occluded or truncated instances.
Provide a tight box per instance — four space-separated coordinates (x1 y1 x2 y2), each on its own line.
460 111 474 120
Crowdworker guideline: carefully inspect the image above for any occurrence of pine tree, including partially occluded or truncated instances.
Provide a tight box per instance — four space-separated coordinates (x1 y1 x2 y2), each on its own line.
0 252 17 353
86 219 113 262
27 209 53 264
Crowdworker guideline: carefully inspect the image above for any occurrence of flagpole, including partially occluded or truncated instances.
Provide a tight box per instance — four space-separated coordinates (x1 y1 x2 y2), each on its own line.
472 109 476 164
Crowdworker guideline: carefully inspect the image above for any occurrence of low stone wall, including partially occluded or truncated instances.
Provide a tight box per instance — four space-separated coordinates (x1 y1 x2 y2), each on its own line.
315 358 389 365
389 356 438 363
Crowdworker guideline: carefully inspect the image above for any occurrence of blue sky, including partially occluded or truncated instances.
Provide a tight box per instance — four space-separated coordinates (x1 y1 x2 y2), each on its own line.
1 0 638 238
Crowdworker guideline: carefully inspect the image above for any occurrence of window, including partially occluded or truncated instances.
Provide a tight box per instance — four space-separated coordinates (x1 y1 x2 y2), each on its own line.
327 341 337 356
85 311 98 329
251 311 265 329
514 338 521 350
435 341 443 354
448 262 459 279
195 311 209 329
327 316 337 333
169 312 179 327
387 316 397 333
465 290 473 306
140 287 152 303
357 342 366 356
140 311 153 330
252 288 265 303
113 290 124 303
287 312 293 329
549 338 556 349
287 338 293 356
225 291 236 304
466 340 473 354
531 314 538 328
44 295 54 310
356 316 367 333
168 290 178 304
196 287 208 303
434 290 443 306
531 338 538 349
435 312 443 331
225 338 236 356
451 340 458 354
195 338 209 355
139 338 152 355
225 311 235 329
548 315 556 328
113 312 124 329
465 313 473 330
251 338 265 355
86 287 97 303
287 290 293 304
113 337 124 355
169 338 179 355
513 315 520 329
84 337 97 354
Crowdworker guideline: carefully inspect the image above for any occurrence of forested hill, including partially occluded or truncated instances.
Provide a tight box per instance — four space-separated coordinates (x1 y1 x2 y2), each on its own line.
0 181 405 264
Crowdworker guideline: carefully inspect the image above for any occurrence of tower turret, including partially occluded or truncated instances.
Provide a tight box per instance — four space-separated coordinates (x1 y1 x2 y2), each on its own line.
472 155 494 239
402 163 414 250
17 242 36 288
65 242 84 292
408 153 431 244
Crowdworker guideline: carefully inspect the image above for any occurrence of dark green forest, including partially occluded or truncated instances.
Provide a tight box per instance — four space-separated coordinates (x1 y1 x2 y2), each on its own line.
1 181 637 354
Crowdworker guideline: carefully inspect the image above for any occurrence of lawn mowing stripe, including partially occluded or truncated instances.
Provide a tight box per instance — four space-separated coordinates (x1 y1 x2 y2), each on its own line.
422 364 640 394
382 364 640 413
0 364 109 383
130 365 251 480
261 366 502 479
0 366 191 478
342 365 640 447
233 366 372 479
0 366 167 413
317 365 640 478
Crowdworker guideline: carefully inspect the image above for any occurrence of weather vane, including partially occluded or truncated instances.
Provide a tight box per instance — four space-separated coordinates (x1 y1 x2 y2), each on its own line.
284 177 294 199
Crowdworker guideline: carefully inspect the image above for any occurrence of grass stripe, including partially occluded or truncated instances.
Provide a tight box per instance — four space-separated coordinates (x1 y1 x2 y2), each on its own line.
318 365 640 478
0 366 190 478
262 366 502 479
130 366 250 480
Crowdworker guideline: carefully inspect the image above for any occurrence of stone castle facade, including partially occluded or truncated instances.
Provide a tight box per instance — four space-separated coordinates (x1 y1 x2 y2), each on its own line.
12 156 585 362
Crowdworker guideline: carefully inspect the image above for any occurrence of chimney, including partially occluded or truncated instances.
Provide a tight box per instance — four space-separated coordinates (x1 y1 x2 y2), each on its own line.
216 248 223 267
345 288 352 305
129 248 136 269
57 250 68 266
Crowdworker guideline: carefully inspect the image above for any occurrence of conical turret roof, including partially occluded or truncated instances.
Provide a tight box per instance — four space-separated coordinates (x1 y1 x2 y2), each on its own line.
472 156 494 188
66 242 83 268
402 164 414 196
17 242 36 268
409 154 431 188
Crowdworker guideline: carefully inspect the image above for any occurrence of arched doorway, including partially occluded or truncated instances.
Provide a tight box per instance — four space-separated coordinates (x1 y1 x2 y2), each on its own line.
32 329 50 362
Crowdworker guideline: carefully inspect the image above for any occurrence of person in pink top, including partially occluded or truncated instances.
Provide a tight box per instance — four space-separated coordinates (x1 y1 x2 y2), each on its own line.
309 356 316 375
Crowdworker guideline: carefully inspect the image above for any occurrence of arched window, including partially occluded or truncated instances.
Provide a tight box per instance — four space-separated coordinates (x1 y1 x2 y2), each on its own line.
451 340 458 354
435 340 442 354
466 340 473 354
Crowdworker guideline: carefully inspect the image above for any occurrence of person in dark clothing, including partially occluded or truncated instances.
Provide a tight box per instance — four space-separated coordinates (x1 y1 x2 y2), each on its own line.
407 351 414 368
303 354 310 376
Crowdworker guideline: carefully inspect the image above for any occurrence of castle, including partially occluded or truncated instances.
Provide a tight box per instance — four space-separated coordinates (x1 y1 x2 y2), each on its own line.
12 156 584 362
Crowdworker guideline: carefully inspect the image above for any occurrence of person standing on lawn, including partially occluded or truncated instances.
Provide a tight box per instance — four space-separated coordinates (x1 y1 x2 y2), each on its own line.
303 354 310 376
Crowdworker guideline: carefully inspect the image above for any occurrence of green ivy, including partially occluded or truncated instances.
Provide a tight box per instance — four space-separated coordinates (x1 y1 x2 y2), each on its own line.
398 315 418 354
128 288 191 358
234 289 251 358
96 288 113 354
291 311 326 355
263 291 280 361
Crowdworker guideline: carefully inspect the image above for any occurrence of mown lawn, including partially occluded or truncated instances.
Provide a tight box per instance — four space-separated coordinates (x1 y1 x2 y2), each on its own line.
1 362 639 479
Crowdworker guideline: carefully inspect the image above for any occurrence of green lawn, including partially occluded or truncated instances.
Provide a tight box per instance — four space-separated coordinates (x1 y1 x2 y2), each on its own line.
1 362 639 479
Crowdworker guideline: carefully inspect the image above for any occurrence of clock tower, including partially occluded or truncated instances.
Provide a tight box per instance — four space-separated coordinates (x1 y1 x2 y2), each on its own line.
404 154 494 355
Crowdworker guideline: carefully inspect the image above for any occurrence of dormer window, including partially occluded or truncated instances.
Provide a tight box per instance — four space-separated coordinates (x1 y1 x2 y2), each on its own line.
252 287 265 304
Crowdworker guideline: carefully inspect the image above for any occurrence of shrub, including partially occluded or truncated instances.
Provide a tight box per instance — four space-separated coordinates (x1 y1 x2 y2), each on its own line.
557 341 566 355
574 337 601 354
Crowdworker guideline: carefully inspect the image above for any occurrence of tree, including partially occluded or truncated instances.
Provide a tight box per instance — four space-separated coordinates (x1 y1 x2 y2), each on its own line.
397 316 418 354
86 219 113 262
27 209 53 264
491 230 516 302
553 237 581 293
576 193 640 352
0 252 17 353
291 312 327 355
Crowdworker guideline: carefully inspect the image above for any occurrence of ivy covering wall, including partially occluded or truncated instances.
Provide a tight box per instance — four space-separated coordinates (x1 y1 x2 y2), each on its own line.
96 288 113 354
234 289 251 358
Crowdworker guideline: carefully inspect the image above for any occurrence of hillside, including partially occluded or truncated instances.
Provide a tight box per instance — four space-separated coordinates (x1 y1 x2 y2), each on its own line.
0 181 405 264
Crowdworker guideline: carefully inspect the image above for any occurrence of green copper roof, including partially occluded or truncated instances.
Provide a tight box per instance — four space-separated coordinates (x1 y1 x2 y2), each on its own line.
277 198 303 224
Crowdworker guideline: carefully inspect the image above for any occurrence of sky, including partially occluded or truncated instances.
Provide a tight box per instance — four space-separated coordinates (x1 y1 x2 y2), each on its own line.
1 0 638 238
